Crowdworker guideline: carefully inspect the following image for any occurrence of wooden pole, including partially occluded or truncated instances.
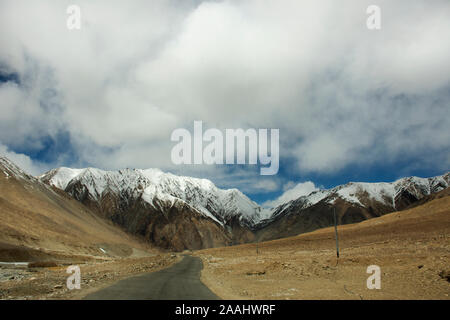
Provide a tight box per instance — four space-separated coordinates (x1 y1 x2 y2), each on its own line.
333 207 340 259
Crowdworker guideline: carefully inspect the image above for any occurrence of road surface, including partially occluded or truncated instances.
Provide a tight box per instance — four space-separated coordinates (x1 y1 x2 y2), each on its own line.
84 255 219 300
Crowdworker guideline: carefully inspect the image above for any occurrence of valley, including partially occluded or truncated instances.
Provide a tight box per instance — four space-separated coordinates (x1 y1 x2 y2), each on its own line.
0 156 449 300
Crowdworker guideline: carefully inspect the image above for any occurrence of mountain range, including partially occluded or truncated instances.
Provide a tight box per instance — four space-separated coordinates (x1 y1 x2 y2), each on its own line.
37 160 449 250
255 173 449 241
1 156 448 251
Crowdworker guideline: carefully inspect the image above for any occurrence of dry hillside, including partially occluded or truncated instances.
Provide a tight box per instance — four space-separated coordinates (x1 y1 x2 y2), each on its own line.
197 189 450 299
0 159 155 263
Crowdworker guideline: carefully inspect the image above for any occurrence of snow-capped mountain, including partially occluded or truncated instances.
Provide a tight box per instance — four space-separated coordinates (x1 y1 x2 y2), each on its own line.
41 166 449 234
39 166 267 250
2 155 449 250
256 173 449 241
40 167 267 227
269 173 449 219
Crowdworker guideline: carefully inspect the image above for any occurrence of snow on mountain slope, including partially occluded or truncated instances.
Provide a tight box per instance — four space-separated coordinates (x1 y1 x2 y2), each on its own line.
269 173 450 220
38 160 449 232
41 167 85 189
40 167 264 227
255 172 450 242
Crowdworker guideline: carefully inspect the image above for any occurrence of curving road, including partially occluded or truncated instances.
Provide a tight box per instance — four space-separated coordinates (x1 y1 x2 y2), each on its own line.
84 255 219 300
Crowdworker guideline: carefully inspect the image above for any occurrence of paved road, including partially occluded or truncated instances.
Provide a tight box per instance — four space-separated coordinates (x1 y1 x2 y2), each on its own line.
84 256 219 300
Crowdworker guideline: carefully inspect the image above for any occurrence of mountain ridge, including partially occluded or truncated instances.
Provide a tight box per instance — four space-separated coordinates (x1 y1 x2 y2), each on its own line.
38 165 259 250
2 156 449 250
39 166 269 228
255 172 449 241
40 164 449 228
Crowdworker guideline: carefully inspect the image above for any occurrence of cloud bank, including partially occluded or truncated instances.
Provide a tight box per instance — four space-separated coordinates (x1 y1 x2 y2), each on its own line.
0 0 449 196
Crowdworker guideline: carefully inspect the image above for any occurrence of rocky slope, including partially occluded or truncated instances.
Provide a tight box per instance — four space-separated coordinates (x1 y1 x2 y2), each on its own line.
255 173 449 241
0 157 152 261
39 167 264 250
39 162 449 249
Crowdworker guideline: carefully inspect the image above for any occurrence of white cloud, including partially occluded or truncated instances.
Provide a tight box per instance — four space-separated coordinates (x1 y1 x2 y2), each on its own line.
0 0 449 190
263 181 318 208
171 165 281 195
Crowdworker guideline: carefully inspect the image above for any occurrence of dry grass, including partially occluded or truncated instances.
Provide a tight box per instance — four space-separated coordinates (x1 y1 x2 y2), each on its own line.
196 195 450 300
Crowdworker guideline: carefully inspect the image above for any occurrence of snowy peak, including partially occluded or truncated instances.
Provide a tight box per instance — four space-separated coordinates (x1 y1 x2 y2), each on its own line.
39 167 86 189
393 174 449 197
41 165 449 228
270 172 449 219
6 155 447 250
256 172 450 242
40 166 264 226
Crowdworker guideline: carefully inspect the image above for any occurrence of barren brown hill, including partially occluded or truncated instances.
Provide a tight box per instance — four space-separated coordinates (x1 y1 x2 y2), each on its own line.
0 157 154 262
197 189 450 299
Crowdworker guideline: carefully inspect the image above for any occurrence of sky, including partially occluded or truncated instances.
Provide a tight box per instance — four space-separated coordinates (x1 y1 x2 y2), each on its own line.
0 0 449 206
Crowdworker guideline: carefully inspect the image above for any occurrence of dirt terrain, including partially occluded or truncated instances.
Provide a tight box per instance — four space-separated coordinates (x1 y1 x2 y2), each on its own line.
1 156 449 300
1 194 449 300
0 253 180 300
196 193 450 300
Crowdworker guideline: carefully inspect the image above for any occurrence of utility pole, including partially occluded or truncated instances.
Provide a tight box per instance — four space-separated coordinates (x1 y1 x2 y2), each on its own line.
256 240 259 256
333 207 340 259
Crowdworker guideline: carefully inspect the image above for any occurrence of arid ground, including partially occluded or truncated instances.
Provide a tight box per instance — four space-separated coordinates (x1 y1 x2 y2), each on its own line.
0 253 180 300
196 194 450 300
1 191 449 300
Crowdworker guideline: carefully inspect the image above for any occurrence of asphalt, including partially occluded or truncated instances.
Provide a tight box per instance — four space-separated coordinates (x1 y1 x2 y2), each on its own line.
83 255 220 300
